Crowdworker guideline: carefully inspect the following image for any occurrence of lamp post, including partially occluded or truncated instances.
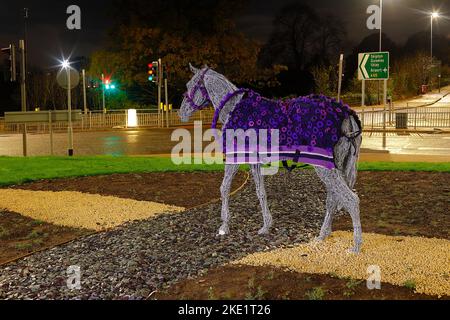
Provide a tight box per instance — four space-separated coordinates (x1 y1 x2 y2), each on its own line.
430 12 439 91
377 0 383 105
379 0 383 51
101 73 106 112
430 12 439 62
62 59 74 156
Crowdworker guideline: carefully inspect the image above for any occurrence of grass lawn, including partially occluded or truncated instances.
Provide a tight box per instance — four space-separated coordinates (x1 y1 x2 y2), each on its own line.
0 156 449 187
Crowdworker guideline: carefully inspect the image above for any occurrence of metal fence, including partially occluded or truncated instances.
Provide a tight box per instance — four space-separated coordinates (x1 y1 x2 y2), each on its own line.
357 106 450 129
1 106 450 133
0 109 216 134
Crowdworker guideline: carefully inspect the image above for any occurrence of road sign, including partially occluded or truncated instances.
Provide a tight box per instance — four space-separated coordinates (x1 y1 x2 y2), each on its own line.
358 52 389 80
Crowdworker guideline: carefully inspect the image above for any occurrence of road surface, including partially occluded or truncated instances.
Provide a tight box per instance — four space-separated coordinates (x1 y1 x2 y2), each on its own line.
1 129 450 158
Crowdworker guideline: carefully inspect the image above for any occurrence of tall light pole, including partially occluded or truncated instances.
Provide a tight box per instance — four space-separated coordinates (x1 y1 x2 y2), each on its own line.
23 8 29 111
430 12 440 91
377 0 384 105
82 69 88 114
101 73 106 112
379 0 383 51
430 12 439 62
62 60 74 157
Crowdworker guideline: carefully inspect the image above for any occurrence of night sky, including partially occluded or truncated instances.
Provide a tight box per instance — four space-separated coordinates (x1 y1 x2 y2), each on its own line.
1 0 449 68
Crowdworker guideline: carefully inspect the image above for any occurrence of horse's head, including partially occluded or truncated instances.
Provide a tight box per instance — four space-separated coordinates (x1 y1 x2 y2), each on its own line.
179 64 211 122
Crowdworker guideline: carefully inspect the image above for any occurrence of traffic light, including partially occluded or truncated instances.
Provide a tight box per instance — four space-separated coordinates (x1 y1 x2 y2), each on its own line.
1 44 17 82
148 61 159 83
104 79 117 90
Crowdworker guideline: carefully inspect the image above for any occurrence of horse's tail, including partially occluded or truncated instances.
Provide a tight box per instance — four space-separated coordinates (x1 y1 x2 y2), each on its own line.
335 114 363 189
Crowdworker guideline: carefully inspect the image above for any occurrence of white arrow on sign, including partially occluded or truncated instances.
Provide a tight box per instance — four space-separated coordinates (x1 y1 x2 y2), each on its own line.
360 54 370 79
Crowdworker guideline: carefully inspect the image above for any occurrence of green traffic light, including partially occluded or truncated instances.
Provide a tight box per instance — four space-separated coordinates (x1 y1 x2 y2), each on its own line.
105 83 117 90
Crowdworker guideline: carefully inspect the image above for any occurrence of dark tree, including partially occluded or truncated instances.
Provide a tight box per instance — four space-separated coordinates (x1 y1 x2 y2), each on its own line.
109 0 247 37
404 31 450 65
258 3 347 97
312 15 347 66
91 0 280 107
259 3 319 71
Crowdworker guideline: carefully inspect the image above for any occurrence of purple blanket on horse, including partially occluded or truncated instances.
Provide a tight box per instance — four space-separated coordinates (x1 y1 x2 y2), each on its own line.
220 90 359 169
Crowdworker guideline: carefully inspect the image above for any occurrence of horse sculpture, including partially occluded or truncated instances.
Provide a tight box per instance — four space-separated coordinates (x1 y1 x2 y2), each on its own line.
179 64 363 253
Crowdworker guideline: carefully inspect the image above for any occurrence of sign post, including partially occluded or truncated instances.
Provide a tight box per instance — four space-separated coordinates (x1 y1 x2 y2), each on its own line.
158 58 162 127
337 54 344 102
19 40 27 156
358 51 390 147
57 66 79 156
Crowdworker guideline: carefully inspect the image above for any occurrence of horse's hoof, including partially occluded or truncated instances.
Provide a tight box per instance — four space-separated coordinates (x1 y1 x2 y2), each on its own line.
348 245 362 254
314 236 325 242
218 225 229 236
317 231 331 241
258 227 270 235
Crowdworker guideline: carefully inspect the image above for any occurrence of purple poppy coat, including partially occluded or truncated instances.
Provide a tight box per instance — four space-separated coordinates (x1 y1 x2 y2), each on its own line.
220 90 360 169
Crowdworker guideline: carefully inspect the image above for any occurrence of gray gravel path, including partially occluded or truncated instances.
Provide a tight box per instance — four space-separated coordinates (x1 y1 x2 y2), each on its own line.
0 170 327 300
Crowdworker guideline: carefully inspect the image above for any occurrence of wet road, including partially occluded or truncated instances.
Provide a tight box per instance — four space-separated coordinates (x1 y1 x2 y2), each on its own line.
1 128 450 158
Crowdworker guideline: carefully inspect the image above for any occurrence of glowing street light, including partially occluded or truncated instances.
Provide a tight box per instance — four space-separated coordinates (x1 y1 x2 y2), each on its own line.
60 58 74 156
61 59 70 69
430 11 440 62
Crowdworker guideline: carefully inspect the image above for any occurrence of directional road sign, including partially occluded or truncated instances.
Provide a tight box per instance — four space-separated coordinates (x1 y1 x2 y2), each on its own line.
358 52 389 80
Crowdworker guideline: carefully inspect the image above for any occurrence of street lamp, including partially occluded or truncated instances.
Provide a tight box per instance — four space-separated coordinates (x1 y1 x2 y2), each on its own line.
379 0 383 51
431 12 439 62
61 59 74 156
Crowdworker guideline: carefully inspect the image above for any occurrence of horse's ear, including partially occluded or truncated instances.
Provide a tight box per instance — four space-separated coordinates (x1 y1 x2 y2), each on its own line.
189 63 199 74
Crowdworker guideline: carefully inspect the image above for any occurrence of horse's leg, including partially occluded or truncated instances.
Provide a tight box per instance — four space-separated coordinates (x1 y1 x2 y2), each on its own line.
218 164 240 236
315 167 338 240
251 164 273 235
315 167 362 253
318 191 338 240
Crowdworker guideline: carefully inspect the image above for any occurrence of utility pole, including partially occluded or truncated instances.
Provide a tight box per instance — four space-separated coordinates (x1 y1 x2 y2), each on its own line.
23 8 28 100
101 73 106 112
165 78 169 128
19 40 27 157
337 54 344 102
82 69 88 114
19 40 27 112
67 66 73 156
378 0 383 105
158 58 162 127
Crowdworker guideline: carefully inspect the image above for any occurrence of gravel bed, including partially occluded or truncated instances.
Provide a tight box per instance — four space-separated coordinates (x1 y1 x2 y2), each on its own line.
235 231 450 297
0 190 184 231
0 170 325 300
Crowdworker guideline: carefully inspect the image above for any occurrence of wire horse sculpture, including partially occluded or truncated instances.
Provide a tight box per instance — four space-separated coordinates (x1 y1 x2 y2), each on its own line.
179 64 363 253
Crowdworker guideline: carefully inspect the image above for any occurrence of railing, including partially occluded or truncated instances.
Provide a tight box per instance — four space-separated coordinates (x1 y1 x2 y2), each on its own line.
1 106 450 133
357 106 450 129
0 109 216 134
